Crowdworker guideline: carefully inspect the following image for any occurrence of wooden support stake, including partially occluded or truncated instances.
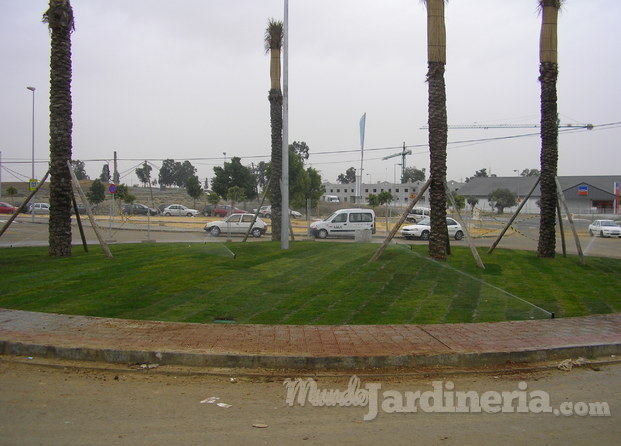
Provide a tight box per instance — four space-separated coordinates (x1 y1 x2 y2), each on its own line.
488 176 540 254
445 181 484 269
72 194 88 252
67 161 113 259
0 171 50 238
370 178 431 263
555 177 584 265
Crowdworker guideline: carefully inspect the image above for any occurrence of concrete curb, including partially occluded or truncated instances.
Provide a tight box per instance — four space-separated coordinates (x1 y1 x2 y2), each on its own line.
2 339 620 371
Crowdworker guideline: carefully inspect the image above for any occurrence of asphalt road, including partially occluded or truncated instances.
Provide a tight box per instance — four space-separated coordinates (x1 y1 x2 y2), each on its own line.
1 215 619 259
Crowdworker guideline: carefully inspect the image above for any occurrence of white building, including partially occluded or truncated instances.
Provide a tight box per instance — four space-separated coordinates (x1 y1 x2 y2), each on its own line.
322 181 430 207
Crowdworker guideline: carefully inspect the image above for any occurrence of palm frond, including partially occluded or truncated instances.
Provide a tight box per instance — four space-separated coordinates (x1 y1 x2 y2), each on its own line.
264 18 283 54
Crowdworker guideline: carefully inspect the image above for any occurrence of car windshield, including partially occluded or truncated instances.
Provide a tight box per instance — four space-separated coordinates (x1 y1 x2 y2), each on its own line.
417 217 431 226
600 220 617 226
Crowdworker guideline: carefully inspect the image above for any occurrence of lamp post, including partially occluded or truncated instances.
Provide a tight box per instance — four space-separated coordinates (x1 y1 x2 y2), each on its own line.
26 86 36 222
26 86 36 181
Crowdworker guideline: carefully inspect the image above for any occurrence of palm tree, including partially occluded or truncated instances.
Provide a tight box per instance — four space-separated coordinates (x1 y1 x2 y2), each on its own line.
265 19 283 241
43 0 75 257
537 0 562 258
424 0 449 260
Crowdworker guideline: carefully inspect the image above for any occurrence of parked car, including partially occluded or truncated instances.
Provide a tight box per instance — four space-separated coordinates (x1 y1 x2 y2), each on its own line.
406 207 431 223
204 213 267 238
255 205 302 219
29 203 51 214
121 203 158 216
213 205 246 218
588 220 621 238
202 204 216 216
162 204 199 217
70 203 88 215
401 217 464 241
158 204 171 214
310 208 376 239
0 202 18 214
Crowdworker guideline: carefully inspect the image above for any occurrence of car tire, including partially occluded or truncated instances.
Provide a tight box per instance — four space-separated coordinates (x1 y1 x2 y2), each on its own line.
187 213 194 217
165 212 171 216
455 231 464 241
211 226 221 237
600 231 605 238
251 228 262 238
317 229 328 239
589 229 594 237
421 230 430 241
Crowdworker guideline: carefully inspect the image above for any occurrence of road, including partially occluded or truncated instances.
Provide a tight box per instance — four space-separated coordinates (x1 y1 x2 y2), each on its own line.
0 358 618 445
1 215 619 259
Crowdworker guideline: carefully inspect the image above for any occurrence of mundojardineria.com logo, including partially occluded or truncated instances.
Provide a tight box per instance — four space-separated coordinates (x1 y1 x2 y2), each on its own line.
283 375 611 421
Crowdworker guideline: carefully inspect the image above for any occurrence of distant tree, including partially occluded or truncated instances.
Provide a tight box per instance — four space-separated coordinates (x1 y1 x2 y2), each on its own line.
253 161 268 192
158 159 176 188
403 166 426 182
207 191 220 206
520 168 540 177
466 196 479 211
290 141 310 161
306 167 326 210
115 184 135 204
337 167 356 184
86 179 105 205
186 175 203 207
211 157 257 200
488 188 517 214
376 191 393 232
135 161 152 186
227 185 246 204
99 164 111 182
6 186 18 204
465 168 489 183
173 160 197 188
203 177 210 190
71 160 89 180
451 194 466 211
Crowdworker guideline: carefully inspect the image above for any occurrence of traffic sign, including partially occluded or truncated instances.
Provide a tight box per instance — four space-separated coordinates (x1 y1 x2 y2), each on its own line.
109 184 117 194
29 179 38 191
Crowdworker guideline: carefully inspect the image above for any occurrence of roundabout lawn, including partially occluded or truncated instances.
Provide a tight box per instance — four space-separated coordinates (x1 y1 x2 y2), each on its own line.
1 242 619 324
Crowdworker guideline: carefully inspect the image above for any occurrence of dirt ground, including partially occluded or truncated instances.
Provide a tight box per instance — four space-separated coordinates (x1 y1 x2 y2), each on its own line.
0 357 618 446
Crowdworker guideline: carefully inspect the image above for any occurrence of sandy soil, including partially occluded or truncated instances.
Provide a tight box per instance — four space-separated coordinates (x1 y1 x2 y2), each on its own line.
0 357 618 445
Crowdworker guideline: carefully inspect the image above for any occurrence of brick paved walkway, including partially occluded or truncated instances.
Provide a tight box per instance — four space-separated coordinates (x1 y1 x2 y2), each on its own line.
1 309 620 370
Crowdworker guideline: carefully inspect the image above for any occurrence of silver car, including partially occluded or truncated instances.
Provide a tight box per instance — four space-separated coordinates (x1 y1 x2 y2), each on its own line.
204 213 267 238
401 217 464 241
162 204 199 217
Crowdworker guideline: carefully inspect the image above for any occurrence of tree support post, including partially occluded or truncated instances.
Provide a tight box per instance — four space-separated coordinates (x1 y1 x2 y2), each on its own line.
488 177 540 254
369 178 431 263
67 161 113 259
555 177 584 265
0 170 50 238
445 181 484 269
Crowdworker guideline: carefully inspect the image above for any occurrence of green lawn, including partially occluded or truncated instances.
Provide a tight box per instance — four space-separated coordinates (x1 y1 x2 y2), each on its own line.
1 242 619 324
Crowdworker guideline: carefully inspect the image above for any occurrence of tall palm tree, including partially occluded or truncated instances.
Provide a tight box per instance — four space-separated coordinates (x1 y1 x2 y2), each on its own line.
424 0 449 260
265 19 283 241
537 0 562 258
43 0 75 257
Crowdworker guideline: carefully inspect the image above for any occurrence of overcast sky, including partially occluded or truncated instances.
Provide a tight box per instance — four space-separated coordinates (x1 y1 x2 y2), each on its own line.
2 0 620 189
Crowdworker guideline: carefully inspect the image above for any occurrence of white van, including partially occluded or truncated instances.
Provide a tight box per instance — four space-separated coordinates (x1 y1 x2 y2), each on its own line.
310 208 376 239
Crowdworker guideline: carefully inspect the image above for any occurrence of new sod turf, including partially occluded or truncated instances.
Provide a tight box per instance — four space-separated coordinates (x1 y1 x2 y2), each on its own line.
1 242 619 324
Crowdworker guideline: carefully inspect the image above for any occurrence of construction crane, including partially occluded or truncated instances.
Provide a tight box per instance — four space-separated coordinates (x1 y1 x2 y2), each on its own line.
382 142 411 184
420 122 594 130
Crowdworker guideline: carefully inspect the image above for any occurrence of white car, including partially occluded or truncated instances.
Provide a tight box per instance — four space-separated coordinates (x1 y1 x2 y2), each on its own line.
401 217 464 241
204 213 267 238
588 220 621 238
162 204 199 217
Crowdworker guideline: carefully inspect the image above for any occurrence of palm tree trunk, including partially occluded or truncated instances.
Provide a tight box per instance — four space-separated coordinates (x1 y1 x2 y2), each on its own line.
426 0 449 260
427 62 449 260
269 89 283 241
537 62 558 257
536 0 561 258
45 0 74 257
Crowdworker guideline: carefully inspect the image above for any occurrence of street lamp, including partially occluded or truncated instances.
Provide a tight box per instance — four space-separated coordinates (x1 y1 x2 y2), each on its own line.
26 86 36 181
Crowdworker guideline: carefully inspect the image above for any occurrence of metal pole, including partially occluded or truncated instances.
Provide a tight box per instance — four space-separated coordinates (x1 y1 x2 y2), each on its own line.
27 86 36 223
281 0 290 249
